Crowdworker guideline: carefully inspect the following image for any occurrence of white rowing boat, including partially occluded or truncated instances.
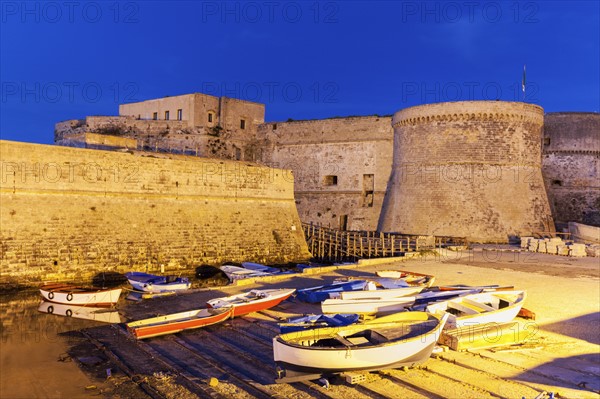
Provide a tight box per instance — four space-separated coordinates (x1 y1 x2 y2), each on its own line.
273 311 448 382
426 290 526 329
39 283 122 307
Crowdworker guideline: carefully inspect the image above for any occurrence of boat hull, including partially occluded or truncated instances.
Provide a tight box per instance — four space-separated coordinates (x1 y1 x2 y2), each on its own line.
426 290 526 329
127 307 233 339
39 284 122 307
125 272 191 293
321 297 414 314
273 313 448 382
336 286 423 300
207 288 295 317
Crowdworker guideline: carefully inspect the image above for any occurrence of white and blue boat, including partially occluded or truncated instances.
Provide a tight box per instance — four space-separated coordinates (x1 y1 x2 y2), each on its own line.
296 280 368 303
125 272 191 293
279 313 360 333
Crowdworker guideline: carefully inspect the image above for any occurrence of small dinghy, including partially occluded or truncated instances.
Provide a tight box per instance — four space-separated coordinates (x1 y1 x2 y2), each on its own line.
220 265 273 282
273 311 448 382
38 301 122 323
207 288 295 317
279 313 360 333
296 280 368 303
374 270 436 287
125 272 191 293
126 307 233 339
39 283 122 307
322 289 480 315
426 290 526 329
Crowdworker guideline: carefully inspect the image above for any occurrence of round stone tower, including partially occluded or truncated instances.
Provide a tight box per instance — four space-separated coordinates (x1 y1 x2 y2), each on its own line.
378 101 554 242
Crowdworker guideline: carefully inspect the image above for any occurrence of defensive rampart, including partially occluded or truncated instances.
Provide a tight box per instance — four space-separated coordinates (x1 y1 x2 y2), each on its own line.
0 140 310 287
543 113 600 226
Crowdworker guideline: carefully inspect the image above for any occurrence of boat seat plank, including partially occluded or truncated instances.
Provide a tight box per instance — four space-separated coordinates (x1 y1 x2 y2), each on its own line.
462 298 496 312
448 301 481 315
334 334 355 347
369 330 390 344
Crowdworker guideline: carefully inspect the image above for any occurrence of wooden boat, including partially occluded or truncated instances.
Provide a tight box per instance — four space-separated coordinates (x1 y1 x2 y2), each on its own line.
374 270 436 287
241 262 280 273
39 283 122 307
38 301 122 323
279 314 360 333
206 288 295 317
296 280 367 303
220 265 272 282
126 307 233 339
273 311 449 382
322 289 480 315
125 272 191 293
425 290 526 329
333 286 424 300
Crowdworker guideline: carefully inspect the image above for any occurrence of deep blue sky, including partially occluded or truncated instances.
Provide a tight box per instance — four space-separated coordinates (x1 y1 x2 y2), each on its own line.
1 1 599 144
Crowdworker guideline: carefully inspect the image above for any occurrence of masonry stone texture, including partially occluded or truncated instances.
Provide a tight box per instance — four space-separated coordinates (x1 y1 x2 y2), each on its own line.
0 141 309 286
379 101 554 242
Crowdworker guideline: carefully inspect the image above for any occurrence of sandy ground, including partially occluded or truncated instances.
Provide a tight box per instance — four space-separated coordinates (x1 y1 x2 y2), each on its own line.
1 247 598 398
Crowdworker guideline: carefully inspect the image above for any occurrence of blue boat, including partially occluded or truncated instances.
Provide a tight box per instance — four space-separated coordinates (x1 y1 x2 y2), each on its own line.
279 313 360 333
295 280 367 303
125 272 191 293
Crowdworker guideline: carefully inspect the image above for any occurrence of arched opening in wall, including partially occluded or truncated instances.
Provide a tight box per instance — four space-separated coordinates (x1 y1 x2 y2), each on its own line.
552 180 563 186
177 109 183 121
208 112 215 124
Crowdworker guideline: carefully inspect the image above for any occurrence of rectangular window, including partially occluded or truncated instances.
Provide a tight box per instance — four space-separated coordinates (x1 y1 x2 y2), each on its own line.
165 111 170 120
362 174 374 207
273 123 277 130
153 112 158 120
208 113 213 123
339 215 348 231
240 119 246 129
177 109 182 121
323 175 338 186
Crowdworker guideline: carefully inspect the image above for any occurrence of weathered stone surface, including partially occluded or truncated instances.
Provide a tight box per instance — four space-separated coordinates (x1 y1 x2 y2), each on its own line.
543 113 600 227
0 140 310 286
379 101 554 243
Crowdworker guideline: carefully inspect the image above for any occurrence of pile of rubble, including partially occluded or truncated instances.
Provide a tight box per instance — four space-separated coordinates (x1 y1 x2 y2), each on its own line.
520 237 598 257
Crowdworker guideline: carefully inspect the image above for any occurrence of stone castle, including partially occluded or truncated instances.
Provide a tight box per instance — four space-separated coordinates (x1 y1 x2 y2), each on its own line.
1 91 597 286
56 92 599 237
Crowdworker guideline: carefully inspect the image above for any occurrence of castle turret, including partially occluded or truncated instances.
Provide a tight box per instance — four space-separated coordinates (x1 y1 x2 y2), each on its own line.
378 101 554 242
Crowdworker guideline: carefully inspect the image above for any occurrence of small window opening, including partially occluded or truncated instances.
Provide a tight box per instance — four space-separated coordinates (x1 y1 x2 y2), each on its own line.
240 119 246 129
177 109 182 121
153 112 158 120
165 111 170 120
323 175 338 186
208 113 213 123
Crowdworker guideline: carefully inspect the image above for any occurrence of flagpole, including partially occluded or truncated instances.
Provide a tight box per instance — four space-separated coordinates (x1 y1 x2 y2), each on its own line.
522 64 526 102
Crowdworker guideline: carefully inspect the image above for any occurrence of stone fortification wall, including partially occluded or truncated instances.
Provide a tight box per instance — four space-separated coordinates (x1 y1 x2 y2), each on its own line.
542 113 599 226
379 101 554 242
258 116 393 230
0 140 309 287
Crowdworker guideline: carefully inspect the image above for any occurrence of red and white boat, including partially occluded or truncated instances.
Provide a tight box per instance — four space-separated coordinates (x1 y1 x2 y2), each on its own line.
39 283 122 307
126 307 234 339
207 288 295 317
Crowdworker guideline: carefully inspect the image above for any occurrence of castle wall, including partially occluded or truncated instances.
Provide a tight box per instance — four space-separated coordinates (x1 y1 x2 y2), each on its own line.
379 101 554 242
542 113 600 226
0 140 310 287
258 116 393 230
